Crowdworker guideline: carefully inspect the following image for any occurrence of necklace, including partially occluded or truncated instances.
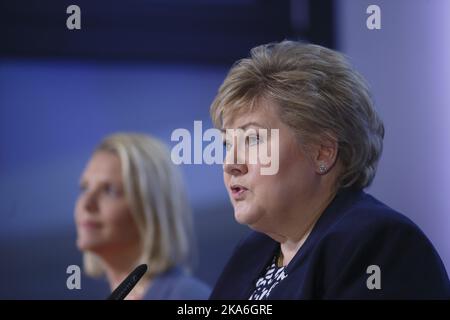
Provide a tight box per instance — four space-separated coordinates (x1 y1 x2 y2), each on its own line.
277 250 284 268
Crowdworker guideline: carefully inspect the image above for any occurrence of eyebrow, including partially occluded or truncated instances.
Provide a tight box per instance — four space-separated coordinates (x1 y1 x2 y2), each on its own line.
220 121 269 132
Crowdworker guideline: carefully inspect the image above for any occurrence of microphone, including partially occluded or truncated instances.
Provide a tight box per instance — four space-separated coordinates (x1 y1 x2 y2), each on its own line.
107 264 148 300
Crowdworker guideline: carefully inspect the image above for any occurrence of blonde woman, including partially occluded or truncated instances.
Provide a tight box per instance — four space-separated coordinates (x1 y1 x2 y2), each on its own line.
75 133 210 299
209 41 450 299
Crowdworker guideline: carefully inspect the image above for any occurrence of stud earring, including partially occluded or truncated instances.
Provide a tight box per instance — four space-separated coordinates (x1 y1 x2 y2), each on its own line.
318 163 328 174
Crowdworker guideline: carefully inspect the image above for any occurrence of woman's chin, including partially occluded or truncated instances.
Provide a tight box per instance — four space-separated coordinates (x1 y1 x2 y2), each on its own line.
77 237 104 252
234 208 261 226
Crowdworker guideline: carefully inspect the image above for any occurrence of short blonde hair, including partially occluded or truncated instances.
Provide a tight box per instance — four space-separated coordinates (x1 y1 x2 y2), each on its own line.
210 41 384 189
83 133 194 278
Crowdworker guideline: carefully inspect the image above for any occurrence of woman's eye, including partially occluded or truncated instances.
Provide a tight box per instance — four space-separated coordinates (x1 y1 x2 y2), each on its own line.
247 135 261 146
103 184 119 197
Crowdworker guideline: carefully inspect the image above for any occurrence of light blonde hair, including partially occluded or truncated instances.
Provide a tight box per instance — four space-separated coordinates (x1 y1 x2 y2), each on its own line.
83 133 194 278
210 40 384 189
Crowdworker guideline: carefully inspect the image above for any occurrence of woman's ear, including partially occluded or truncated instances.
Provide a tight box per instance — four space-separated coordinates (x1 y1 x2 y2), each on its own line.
312 136 338 175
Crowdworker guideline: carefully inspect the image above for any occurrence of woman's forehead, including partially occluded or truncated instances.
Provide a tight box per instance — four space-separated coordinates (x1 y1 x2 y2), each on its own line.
82 151 122 181
222 105 280 130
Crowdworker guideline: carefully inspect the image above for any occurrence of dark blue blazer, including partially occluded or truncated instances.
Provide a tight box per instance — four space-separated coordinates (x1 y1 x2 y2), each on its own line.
210 188 450 299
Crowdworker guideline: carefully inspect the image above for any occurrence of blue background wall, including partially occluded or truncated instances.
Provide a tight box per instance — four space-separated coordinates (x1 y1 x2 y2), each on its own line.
337 0 450 280
0 0 448 298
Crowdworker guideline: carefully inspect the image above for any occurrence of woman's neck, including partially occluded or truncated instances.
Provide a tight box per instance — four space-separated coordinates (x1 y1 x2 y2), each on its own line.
278 218 316 267
104 260 151 300
95 246 149 299
278 187 337 267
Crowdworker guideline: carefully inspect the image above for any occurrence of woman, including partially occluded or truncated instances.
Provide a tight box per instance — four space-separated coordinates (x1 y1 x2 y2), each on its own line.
75 133 210 299
209 41 450 299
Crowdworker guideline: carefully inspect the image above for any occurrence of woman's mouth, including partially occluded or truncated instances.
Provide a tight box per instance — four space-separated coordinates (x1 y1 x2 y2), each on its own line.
230 184 249 200
80 220 102 230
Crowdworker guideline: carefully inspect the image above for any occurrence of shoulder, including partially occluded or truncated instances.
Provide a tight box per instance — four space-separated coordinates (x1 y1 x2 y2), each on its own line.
317 191 443 268
313 192 450 298
324 192 430 246
145 267 211 300
169 271 211 300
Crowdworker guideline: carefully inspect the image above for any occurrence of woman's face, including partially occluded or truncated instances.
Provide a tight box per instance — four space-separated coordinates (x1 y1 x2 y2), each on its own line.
222 100 324 238
75 151 140 256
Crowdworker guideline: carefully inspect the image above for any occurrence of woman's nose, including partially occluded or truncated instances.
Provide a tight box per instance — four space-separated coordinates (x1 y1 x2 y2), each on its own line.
83 190 99 213
223 142 248 176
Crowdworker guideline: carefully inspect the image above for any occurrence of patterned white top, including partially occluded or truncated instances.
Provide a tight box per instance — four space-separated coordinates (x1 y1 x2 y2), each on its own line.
248 255 288 300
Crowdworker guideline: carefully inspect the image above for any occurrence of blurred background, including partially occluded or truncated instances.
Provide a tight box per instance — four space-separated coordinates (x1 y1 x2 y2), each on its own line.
0 0 449 299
